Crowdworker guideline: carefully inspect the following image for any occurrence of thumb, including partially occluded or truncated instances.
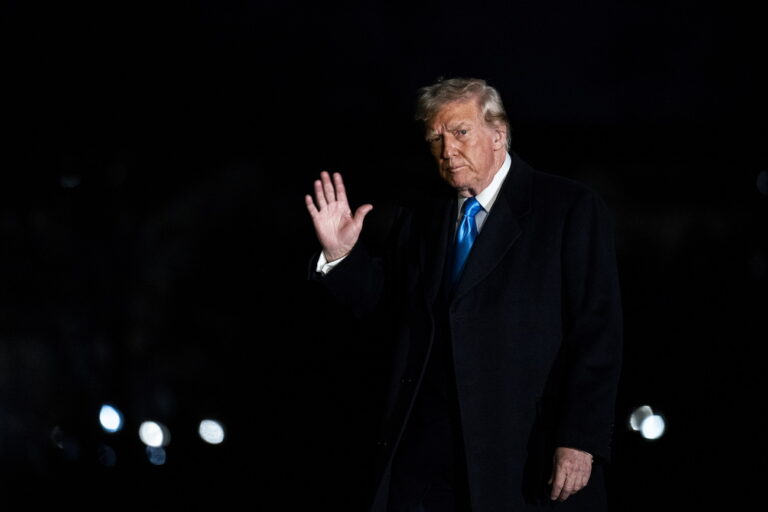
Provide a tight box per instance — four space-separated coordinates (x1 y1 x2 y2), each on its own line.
353 204 374 223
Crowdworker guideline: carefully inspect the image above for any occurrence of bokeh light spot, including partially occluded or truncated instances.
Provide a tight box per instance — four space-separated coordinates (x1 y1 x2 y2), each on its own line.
199 419 225 445
640 414 666 440
99 404 124 433
146 446 167 465
139 421 170 447
628 405 653 431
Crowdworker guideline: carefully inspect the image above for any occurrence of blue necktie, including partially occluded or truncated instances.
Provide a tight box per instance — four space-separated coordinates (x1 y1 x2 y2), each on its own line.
451 197 483 284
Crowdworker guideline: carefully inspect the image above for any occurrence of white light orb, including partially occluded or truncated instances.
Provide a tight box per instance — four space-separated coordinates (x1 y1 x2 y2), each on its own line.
640 414 666 440
99 404 124 433
199 419 225 445
139 421 170 447
629 405 654 431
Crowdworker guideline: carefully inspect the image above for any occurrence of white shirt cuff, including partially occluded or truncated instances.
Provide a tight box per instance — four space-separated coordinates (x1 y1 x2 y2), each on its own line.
316 251 347 275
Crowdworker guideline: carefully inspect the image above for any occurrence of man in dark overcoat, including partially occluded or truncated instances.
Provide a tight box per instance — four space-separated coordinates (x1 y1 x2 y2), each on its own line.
305 78 623 512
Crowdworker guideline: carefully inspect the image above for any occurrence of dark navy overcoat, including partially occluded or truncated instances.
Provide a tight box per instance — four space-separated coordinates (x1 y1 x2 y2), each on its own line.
314 153 623 511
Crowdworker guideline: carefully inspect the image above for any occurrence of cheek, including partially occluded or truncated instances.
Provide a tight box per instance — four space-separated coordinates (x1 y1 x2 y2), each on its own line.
465 144 483 169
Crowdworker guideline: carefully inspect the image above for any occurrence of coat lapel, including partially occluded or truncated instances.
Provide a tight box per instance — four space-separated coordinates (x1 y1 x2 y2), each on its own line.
452 154 533 301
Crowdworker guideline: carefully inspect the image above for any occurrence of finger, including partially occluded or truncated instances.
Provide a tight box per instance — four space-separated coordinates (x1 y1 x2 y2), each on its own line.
561 478 578 501
563 472 585 501
305 194 319 217
570 461 590 491
573 470 585 493
333 173 348 205
578 467 592 491
314 179 327 209
555 475 571 502
578 476 588 493
547 455 556 486
550 467 566 501
353 204 374 224
321 171 336 204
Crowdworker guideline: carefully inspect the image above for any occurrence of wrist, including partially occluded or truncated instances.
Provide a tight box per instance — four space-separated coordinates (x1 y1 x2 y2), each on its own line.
323 248 350 262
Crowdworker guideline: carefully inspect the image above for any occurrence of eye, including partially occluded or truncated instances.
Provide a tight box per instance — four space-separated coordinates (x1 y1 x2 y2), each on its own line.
456 129 468 137
427 134 442 144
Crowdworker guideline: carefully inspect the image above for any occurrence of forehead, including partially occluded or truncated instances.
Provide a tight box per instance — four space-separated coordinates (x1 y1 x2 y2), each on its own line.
427 100 483 130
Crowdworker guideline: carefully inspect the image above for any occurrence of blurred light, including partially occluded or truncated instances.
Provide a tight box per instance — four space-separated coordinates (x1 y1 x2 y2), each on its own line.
50 426 80 461
99 404 124 433
640 414 666 440
50 426 65 449
59 175 81 189
97 444 117 467
146 446 167 466
629 405 654 431
757 171 768 196
139 421 170 447
199 419 225 445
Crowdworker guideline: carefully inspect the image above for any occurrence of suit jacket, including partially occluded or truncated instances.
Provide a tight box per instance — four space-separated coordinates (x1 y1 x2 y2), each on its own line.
312 153 623 511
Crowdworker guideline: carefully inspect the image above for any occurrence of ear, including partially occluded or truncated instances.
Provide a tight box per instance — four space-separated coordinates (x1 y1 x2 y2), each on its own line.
491 127 506 150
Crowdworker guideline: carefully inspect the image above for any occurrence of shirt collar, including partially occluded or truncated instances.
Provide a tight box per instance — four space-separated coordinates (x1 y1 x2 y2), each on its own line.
457 152 511 214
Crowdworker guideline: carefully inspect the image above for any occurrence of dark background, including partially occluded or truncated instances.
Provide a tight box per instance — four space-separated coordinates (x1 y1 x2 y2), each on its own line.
2 0 765 508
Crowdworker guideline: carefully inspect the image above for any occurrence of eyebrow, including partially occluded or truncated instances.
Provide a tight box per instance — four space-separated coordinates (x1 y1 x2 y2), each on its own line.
448 121 472 130
426 121 473 137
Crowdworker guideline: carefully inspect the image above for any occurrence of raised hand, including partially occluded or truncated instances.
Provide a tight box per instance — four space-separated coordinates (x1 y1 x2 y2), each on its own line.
305 171 373 261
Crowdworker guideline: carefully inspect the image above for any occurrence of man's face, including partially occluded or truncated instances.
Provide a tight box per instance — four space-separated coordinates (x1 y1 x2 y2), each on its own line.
426 99 505 197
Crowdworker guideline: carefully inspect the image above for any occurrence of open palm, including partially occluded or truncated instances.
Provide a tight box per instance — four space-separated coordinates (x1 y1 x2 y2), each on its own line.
305 171 373 261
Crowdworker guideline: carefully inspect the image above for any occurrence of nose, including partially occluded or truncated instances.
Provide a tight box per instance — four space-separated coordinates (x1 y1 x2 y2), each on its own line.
441 134 457 160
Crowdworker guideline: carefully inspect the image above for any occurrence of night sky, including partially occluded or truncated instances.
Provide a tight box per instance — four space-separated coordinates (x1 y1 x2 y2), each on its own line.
2 1 766 508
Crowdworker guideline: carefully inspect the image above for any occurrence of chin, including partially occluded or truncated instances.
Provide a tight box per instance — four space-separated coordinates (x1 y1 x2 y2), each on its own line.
441 170 475 194
445 173 468 187
447 181 473 196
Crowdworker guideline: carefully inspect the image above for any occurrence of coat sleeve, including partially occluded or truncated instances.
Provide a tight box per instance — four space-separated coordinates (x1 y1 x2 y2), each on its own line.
554 189 623 462
307 241 387 320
